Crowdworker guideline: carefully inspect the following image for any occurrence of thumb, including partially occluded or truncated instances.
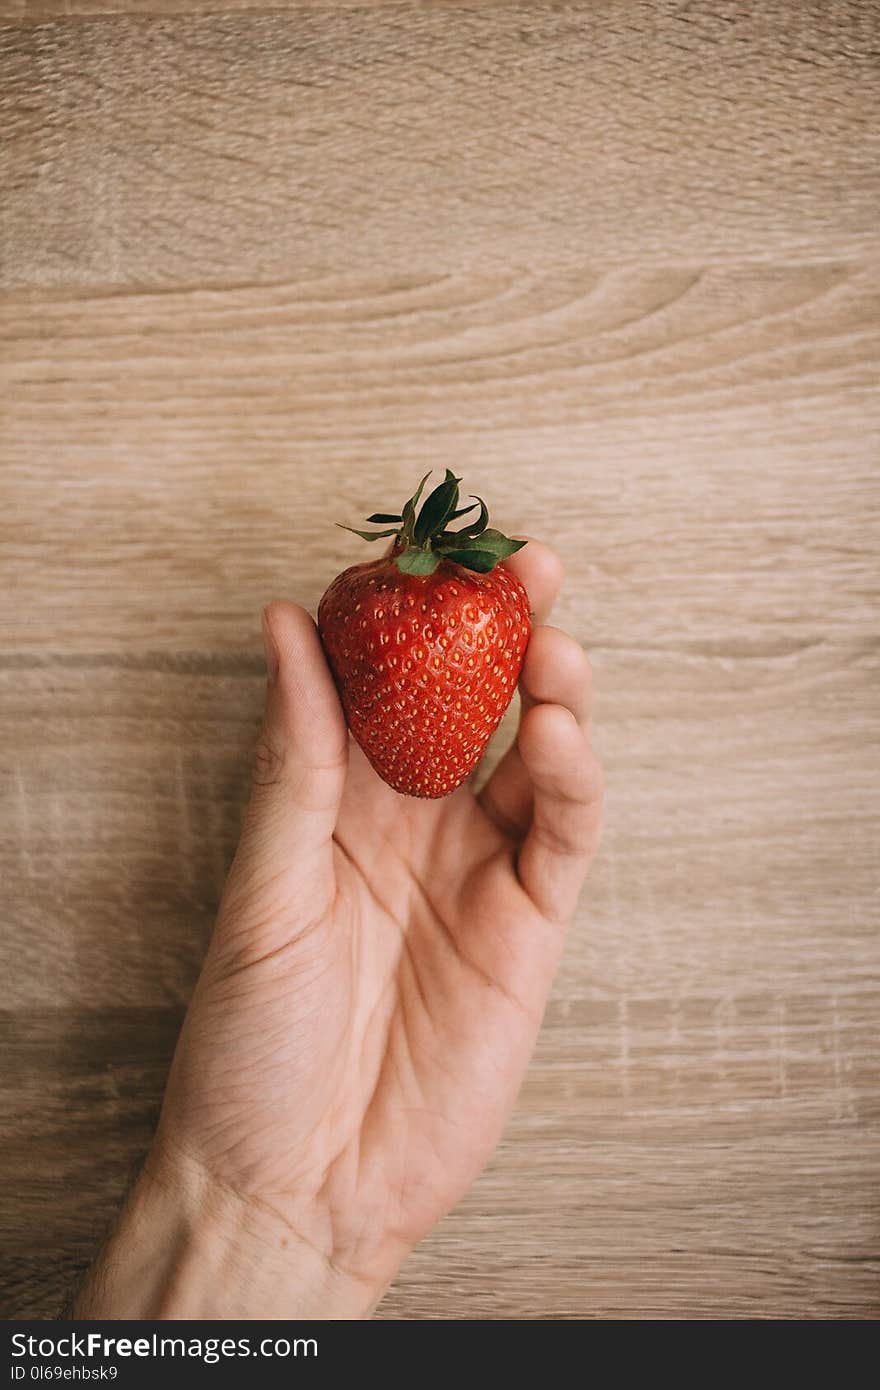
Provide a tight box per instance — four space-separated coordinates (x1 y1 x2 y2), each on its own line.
226 602 348 913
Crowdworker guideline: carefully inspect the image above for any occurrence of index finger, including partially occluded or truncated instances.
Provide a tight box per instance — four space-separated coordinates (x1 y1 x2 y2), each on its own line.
502 538 564 625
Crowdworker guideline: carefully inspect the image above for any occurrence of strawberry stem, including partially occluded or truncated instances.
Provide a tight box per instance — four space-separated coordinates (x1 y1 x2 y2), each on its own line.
339 471 526 575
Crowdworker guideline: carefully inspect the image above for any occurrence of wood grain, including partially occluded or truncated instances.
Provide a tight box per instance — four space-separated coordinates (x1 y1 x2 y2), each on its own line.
3 2 880 288
1 0 879 1320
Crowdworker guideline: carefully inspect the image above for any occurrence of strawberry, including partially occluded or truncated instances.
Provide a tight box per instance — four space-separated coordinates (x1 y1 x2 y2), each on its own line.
317 471 531 798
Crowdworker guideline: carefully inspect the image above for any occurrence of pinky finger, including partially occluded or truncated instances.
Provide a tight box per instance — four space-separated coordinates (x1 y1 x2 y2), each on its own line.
516 703 603 921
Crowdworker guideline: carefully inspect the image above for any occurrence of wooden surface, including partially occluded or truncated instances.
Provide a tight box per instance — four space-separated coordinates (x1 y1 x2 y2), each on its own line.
1 1 879 1320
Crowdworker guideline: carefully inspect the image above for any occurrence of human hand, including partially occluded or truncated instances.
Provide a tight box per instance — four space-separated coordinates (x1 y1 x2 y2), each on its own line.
73 542 602 1320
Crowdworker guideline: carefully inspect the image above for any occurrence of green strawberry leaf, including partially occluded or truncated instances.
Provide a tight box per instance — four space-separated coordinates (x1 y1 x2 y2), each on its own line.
439 533 526 572
449 495 488 539
436 547 499 573
395 545 442 575
337 524 400 541
448 502 479 521
468 528 525 555
414 469 462 545
366 512 403 523
401 471 432 541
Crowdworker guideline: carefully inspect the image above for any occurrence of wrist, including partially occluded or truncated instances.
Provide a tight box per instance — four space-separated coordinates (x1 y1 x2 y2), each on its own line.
72 1149 383 1320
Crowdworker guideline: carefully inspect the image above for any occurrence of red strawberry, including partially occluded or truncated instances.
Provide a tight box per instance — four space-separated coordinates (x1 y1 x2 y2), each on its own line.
318 471 531 798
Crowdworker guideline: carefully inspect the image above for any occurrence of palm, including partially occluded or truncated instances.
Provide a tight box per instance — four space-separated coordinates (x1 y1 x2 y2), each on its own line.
158 543 600 1288
331 753 555 1221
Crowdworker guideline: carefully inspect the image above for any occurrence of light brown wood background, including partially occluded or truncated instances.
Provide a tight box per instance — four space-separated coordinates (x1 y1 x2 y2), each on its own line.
1 0 878 1319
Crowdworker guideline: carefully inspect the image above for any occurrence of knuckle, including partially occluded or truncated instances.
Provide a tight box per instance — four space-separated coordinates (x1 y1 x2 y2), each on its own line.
533 817 580 857
569 638 593 693
542 631 589 695
252 734 286 789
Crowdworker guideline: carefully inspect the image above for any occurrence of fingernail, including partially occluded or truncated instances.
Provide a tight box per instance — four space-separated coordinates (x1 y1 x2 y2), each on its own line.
261 607 280 682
